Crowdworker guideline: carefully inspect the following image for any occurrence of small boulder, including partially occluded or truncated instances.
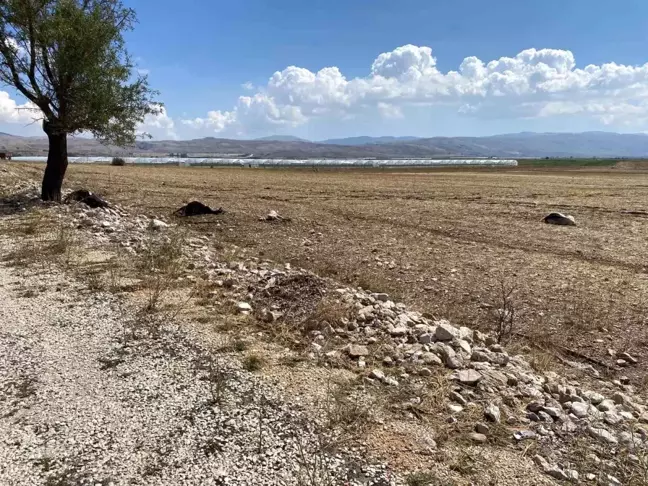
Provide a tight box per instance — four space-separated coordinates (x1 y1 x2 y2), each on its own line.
485 404 501 423
389 326 408 337
236 302 252 314
149 219 168 231
64 189 110 208
435 321 460 341
369 369 385 381
449 391 467 405
348 345 369 358
448 403 464 414
456 369 482 386
469 433 487 444
570 402 589 419
587 426 618 445
174 201 224 217
544 212 576 226
421 352 443 366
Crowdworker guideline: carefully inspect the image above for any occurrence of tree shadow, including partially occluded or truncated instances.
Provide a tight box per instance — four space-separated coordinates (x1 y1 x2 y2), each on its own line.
0 190 46 217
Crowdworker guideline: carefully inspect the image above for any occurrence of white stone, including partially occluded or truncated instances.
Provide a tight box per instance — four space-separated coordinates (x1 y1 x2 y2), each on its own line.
598 399 616 412
447 403 464 414
571 402 589 418
485 404 501 423
370 369 385 381
384 376 399 387
456 339 472 355
236 302 252 313
456 369 482 386
149 219 168 231
435 321 460 341
587 426 618 445
389 327 408 337
348 345 369 358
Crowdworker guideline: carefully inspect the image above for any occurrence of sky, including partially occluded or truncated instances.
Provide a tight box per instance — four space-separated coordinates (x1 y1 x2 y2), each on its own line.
2 0 648 140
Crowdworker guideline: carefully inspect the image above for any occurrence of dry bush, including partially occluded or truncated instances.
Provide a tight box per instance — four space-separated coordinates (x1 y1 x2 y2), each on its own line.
111 157 126 166
242 352 264 372
490 278 518 344
136 231 185 312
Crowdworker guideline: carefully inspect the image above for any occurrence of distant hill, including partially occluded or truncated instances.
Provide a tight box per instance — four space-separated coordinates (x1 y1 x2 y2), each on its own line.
254 135 308 142
3 131 648 158
321 136 421 145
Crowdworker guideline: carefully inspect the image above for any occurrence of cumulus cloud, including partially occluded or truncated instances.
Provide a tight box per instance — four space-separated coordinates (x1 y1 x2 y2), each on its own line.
0 91 39 124
0 90 177 139
138 106 177 139
183 44 648 133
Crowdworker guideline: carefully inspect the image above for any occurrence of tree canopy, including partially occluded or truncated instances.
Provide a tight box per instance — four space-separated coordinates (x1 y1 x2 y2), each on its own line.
0 0 160 143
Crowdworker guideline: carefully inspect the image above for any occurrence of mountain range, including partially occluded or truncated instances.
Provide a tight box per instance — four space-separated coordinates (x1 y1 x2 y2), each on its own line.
2 131 648 158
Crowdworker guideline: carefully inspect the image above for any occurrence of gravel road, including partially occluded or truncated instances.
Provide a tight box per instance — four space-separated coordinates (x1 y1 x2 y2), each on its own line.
0 261 396 485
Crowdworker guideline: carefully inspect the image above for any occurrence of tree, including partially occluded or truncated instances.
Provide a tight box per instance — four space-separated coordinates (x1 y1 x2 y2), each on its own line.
0 0 159 201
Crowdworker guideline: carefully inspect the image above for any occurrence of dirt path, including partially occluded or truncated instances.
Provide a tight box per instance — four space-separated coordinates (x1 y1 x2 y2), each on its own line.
0 259 394 485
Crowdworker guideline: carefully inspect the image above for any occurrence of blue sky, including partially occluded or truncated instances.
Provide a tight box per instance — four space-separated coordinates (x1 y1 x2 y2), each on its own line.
2 0 648 139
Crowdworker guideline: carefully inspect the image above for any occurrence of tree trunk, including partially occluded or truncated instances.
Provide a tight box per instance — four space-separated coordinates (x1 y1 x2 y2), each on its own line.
41 130 68 202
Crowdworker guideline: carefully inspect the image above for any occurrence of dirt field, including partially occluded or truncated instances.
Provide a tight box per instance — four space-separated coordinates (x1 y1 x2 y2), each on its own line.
4 161 648 484
13 163 648 383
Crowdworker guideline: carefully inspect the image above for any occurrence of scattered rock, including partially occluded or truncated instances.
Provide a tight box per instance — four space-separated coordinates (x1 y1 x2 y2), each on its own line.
236 302 252 314
64 189 110 208
469 433 487 444
448 403 464 414
543 212 576 226
389 326 408 337
261 210 291 222
449 391 467 405
383 376 399 387
149 219 168 231
421 352 442 366
174 201 224 216
369 369 385 381
619 352 638 364
484 404 501 423
598 399 616 412
514 430 536 441
475 423 490 435
435 321 460 341
571 402 589 418
348 345 369 358
456 369 482 386
587 426 618 445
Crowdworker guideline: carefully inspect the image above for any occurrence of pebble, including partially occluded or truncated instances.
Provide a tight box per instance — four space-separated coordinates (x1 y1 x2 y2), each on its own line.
236 302 252 313
469 433 487 444
484 404 501 423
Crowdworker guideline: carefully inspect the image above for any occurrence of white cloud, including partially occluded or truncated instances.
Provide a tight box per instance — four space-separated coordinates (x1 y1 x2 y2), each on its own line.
183 44 648 134
138 106 177 140
242 82 255 90
0 90 177 139
0 91 39 124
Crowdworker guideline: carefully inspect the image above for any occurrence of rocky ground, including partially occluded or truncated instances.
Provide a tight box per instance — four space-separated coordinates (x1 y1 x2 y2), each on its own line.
0 165 647 485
